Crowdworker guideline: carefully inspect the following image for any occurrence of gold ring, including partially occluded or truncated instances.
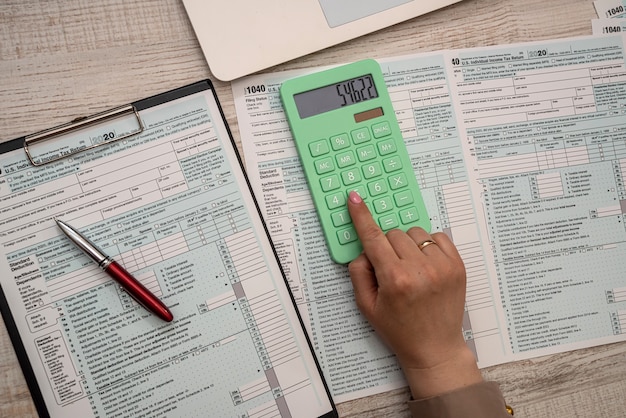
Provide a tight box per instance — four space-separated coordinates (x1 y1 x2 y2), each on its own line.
417 239 438 251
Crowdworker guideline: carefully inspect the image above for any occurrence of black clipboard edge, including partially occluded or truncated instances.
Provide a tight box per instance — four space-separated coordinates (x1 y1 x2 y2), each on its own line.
0 79 338 418
0 136 24 154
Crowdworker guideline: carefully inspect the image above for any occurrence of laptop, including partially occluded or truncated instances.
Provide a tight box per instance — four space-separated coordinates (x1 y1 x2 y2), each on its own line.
182 0 462 81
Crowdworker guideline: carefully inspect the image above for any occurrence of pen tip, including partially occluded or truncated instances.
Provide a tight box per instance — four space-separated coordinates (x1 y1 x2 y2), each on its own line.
164 310 174 322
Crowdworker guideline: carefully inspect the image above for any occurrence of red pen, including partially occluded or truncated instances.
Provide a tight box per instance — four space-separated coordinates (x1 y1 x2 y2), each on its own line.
55 219 174 322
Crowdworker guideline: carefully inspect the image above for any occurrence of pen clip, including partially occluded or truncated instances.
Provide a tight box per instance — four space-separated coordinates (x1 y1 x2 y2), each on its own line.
24 104 144 166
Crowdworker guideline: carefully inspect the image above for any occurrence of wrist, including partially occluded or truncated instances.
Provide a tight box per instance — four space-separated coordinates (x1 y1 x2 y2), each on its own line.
400 344 483 400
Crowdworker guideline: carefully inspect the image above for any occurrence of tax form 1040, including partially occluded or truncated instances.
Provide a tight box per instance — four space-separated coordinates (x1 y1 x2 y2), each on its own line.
233 34 626 402
0 81 336 418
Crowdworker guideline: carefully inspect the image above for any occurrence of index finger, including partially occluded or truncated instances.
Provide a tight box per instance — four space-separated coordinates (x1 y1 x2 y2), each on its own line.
347 191 398 267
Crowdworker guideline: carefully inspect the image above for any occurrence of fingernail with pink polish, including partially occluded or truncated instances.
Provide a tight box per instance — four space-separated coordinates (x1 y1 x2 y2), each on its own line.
349 191 362 204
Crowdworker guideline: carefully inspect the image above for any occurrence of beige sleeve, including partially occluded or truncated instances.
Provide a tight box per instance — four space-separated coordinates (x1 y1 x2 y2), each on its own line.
407 381 511 418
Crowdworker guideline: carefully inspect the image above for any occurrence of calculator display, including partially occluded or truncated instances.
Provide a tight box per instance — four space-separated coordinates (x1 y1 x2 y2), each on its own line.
293 74 378 118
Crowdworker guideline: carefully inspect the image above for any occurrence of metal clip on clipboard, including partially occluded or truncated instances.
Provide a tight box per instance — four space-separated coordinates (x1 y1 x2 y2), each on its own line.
23 104 144 166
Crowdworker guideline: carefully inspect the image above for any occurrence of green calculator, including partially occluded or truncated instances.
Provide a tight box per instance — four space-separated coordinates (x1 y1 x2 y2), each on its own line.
280 59 430 264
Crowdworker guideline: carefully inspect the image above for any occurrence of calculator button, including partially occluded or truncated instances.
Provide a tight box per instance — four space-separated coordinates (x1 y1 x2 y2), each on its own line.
309 140 329 157
341 169 361 186
373 196 393 214
325 192 346 210
346 185 367 200
337 226 358 245
336 150 356 168
357 145 376 162
315 157 334 174
393 190 414 207
372 121 391 138
330 134 350 151
383 156 402 172
377 139 397 155
389 173 408 190
379 214 399 230
320 175 341 191
351 127 371 144
367 180 388 196
362 162 382 179
400 207 420 224
331 209 351 227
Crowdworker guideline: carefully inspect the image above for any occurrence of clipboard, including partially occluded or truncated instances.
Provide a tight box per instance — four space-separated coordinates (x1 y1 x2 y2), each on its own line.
0 80 337 418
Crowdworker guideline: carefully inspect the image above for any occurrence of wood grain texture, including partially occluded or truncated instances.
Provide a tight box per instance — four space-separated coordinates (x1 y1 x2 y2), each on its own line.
1 0 625 417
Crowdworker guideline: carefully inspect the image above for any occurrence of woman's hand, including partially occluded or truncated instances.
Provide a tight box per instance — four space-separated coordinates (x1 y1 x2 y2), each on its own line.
346 191 483 399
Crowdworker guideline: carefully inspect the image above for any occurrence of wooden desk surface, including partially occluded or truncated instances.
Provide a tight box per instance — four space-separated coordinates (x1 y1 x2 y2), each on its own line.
1 0 625 416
